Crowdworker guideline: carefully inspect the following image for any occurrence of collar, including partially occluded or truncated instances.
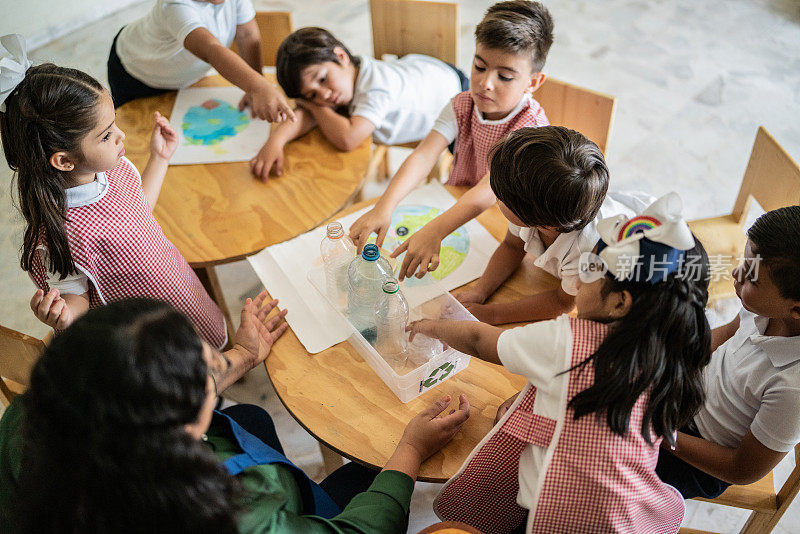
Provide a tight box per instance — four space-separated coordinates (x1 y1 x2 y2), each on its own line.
65 171 109 208
473 93 530 125
749 313 800 367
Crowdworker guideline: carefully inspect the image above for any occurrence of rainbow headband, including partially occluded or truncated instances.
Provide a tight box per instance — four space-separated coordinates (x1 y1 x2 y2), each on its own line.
595 192 695 284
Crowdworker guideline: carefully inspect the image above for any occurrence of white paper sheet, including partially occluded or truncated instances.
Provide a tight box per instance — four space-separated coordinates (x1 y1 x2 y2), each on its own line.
169 86 269 165
247 182 500 354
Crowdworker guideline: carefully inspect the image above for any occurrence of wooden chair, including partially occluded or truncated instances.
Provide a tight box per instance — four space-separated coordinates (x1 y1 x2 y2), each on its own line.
688 126 800 305
0 326 49 406
231 11 293 67
533 77 616 155
418 521 483 534
367 0 458 183
678 441 800 533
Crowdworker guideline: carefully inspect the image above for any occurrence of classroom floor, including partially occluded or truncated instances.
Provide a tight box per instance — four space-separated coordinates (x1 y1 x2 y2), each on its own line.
2 0 800 532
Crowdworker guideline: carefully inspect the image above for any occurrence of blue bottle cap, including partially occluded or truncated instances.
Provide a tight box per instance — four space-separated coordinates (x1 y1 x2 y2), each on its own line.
362 243 380 261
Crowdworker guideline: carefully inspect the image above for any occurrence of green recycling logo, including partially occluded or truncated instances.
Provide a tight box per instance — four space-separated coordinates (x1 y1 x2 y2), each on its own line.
420 359 459 392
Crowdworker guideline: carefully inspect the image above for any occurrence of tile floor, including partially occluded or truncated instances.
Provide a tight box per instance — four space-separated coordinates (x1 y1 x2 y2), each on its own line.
2 1 800 532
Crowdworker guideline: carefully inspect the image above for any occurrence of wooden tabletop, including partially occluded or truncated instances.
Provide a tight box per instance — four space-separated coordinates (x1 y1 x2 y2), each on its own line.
265 187 561 482
115 74 371 267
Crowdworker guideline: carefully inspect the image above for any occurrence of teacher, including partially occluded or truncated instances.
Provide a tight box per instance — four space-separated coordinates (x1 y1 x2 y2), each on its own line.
0 293 470 532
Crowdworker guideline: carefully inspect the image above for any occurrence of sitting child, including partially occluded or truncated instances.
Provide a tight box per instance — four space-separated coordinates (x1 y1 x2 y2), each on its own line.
455 126 651 324
349 0 554 275
409 193 711 533
656 206 800 498
250 27 466 179
108 0 293 121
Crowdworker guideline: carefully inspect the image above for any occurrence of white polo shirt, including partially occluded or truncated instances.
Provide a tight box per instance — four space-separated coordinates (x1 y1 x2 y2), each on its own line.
694 308 800 452
506 191 653 296
116 0 256 89
348 55 462 145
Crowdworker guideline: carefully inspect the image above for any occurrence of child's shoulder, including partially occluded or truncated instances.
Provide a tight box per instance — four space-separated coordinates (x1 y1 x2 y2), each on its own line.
106 157 142 182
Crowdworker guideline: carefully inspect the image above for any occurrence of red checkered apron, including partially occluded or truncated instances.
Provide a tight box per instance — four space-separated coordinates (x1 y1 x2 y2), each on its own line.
28 157 227 349
446 91 549 187
435 318 684 534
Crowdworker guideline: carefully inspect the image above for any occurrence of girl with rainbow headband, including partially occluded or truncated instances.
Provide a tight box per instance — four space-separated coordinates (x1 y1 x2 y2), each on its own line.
408 192 712 533
0 35 228 348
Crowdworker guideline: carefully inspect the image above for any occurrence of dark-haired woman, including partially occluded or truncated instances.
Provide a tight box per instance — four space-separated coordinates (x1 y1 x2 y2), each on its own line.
0 292 470 533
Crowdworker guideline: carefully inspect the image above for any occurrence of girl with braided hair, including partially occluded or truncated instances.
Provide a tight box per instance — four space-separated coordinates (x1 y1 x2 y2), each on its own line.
0 35 226 347
408 193 712 533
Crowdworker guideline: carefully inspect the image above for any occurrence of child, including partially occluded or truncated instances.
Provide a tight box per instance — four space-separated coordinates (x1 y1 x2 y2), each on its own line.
456 126 652 324
349 0 554 272
0 54 228 349
408 194 712 533
656 206 800 499
250 27 465 180
107 0 294 121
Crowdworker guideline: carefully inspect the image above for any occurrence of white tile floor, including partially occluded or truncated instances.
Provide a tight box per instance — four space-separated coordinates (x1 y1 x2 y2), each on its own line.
2 1 800 532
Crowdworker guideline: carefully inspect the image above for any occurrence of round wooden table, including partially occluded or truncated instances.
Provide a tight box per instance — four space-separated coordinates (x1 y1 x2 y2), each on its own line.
265 187 561 482
115 74 371 334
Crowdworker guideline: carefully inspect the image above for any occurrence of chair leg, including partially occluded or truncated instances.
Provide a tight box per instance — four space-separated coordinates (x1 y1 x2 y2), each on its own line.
738 510 777 534
319 442 344 475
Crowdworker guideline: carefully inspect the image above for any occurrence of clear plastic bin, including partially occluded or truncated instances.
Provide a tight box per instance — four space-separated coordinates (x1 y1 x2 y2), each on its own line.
308 266 475 403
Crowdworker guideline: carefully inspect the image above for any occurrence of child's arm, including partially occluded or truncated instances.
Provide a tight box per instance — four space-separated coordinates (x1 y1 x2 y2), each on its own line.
349 131 450 252
183 26 294 123
250 107 316 181
141 112 178 211
392 175 495 281
467 287 576 326
667 430 787 485
711 314 741 351
30 289 89 330
408 319 503 365
295 99 375 152
454 229 526 310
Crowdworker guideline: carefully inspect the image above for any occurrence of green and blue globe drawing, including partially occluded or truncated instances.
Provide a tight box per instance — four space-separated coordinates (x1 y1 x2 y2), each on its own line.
382 205 470 282
181 99 249 146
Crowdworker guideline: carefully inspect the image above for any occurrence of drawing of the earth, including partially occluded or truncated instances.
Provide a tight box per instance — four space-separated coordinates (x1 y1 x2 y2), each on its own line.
382 205 469 281
181 99 249 146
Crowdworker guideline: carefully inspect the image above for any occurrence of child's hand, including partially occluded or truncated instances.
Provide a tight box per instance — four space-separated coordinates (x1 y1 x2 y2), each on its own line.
149 111 178 160
239 83 296 123
399 394 471 461
406 318 441 342
349 206 393 254
391 224 444 281
29 288 74 330
462 302 500 325
495 392 520 424
249 139 285 181
455 286 489 307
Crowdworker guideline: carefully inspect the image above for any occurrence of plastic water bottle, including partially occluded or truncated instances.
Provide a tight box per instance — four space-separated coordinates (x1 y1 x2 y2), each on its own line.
347 243 393 342
374 279 409 359
320 222 355 309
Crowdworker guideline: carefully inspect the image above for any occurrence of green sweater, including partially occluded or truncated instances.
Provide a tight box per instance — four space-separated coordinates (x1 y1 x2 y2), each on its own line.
0 400 414 533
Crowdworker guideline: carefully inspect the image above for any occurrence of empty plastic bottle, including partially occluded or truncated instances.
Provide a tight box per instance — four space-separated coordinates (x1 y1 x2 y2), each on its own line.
347 243 393 343
374 279 409 358
320 221 355 309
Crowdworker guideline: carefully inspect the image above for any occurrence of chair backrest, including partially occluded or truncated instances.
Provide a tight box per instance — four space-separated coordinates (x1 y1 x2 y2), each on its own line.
0 326 46 406
230 11 293 67
730 126 800 224
418 521 483 534
370 0 458 65
533 77 616 155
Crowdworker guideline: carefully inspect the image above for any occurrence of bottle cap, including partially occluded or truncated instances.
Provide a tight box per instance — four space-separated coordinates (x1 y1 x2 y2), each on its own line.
326 221 344 239
382 279 399 294
362 243 380 261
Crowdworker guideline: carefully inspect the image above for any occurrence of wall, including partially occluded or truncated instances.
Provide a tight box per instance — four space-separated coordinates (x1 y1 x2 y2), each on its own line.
0 0 145 50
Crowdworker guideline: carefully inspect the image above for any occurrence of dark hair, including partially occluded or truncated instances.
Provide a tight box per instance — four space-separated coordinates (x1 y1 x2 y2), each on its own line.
276 27 360 99
0 63 105 280
11 299 239 533
568 239 712 447
475 1 554 72
747 206 800 301
489 126 609 232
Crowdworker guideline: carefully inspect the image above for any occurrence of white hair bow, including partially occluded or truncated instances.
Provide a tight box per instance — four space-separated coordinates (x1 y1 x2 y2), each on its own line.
0 34 32 112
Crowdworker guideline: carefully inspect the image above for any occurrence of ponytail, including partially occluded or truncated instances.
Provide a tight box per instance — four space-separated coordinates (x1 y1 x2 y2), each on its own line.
568 239 712 446
0 63 104 279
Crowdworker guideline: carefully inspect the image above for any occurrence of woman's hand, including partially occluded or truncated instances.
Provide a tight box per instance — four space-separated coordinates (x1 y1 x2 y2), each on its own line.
399 394 471 461
149 111 178 160
495 392 520 424
232 290 288 369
